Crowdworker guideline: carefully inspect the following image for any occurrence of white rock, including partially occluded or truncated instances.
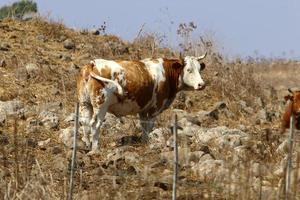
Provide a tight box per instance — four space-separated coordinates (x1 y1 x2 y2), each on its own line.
191 159 225 182
178 124 200 137
64 113 76 123
196 126 248 146
160 147 191 166
199 153 214 162
25 63 39 78
59 127 73 147
38 138 51 147
0 99 24 116
39 111 59 129
148 128 169 149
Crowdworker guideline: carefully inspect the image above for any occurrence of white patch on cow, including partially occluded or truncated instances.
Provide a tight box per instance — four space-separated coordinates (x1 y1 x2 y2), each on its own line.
88 81 122 153
141 58 166 110
142 58 166 83
92 59 127 87
183 56 205 90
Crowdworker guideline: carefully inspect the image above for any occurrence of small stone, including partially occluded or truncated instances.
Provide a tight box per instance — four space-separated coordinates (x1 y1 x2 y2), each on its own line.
64 113 76 123
61 54 72 61
255 109 270 124
199 153 214 162
70 63 79 70
148 128 168 149
59 127 74 148
59 35 67 42
0 60 6 67
0 43 10 51
36 35 47 42
39 111 59 129
25 63 39 78
91 28 100 35
0 100 24 117
185 97 193 108
63 39 75 49
38 138 51 147
0 112 5 127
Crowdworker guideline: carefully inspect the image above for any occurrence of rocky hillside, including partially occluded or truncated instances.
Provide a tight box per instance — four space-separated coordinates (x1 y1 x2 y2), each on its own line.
0 17 300 199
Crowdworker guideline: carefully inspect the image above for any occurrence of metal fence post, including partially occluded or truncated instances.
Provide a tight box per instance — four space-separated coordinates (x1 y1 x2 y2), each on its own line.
68 103 79 200
285 113 294 200
172 114 178 200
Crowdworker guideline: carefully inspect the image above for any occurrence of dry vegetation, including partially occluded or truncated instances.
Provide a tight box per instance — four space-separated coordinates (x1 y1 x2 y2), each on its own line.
0 17 300 199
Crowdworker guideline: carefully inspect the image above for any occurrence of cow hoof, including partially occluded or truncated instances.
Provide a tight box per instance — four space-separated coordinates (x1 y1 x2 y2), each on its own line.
87 150 100 156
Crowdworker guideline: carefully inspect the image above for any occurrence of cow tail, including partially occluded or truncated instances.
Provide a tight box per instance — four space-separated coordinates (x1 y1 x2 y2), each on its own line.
89 72 124 96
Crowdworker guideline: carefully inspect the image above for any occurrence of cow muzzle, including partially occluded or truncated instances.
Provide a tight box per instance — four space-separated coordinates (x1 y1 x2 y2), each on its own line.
195 83 206 90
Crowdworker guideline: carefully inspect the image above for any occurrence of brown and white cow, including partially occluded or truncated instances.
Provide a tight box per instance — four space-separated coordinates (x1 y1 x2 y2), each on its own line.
281 89 300 133
77 53 207 154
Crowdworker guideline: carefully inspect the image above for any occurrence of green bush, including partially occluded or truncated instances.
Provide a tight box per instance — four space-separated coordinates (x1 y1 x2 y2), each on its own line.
0 0 37 19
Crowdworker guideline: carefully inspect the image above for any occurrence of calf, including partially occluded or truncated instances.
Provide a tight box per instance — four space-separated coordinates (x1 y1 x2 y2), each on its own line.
281 89 300 133
77 53 207 154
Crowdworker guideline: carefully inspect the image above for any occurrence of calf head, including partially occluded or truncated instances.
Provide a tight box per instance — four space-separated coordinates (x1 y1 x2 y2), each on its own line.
285 89 300 115
182 53 207 90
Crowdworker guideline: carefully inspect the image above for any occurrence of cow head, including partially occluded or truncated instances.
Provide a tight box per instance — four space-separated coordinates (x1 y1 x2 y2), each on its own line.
285 89 300 115
182 53 207 90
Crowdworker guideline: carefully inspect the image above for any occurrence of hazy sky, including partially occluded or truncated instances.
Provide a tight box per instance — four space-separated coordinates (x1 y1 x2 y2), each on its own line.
1 0 300 59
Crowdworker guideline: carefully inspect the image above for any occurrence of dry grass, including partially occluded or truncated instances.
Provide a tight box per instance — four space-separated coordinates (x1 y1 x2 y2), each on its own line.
1 17 300 199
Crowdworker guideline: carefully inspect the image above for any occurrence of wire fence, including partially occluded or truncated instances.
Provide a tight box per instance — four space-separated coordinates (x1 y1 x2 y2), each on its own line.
66 104 300 200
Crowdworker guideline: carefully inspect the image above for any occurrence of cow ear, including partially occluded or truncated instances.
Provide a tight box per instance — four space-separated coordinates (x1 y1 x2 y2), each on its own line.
200 63 206 71
284 95 294 101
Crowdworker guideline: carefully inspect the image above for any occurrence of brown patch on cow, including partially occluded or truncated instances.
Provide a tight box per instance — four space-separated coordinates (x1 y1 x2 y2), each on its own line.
281 91 300 133
99 65 112 78
81 63 94 81
116 61 155 109
90 78 106 106
162 58 184 98
148 58 184 116
77 63 93 102
77 62 107 108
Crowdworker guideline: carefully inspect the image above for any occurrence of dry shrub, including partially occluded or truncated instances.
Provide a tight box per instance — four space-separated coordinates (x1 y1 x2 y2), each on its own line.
0 119 62 200
84 35 130 60
212 59 265 107
132 31 174 59
31 15 67 40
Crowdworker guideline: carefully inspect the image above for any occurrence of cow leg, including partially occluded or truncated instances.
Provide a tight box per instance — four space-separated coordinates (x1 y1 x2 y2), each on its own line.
79 102 93 148
139 115 155 142
89 89 114 154
88 106 108 154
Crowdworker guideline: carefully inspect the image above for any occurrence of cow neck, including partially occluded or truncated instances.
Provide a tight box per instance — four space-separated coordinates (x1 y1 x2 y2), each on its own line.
162 59 184 99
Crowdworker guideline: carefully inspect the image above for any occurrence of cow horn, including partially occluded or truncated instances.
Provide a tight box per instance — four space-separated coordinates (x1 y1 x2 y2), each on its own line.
288 88 293 93
197 52 207 60
179 52 183 60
